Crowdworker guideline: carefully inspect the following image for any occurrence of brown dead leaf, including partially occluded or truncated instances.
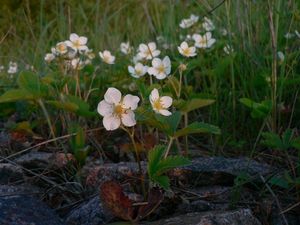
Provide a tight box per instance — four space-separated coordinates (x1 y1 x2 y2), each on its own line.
99 180 135 221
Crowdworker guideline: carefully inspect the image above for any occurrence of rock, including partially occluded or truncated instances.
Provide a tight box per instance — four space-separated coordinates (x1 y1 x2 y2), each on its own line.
0 184 40 196
65 195 114 225
83 161 147 188
14 151 75 169
173 157 274 186
0 163 24 184
0 185 63 225
142 208 261 225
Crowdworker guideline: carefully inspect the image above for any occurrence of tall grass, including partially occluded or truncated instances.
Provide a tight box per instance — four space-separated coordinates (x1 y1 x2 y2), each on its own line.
0 0 299 155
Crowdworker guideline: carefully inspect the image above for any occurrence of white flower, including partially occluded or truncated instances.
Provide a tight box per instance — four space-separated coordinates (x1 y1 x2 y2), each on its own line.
83 48 95 59
179 14 199 29
148 56 171 80
223 45 234 55
65 33 88 52
132 54 142 64
149 88 173 116
202 17 215 31
120 42 132 55
55 42 68 55
193 32 216 49
295 30 300 38
128 63 148 78
97 87 140 131
138 42 160 60
7 61 18 74
44 53 55 63
277 51 285 63
99 50 115 64
0 65 4 72
71 58 85 70
178 41 196 57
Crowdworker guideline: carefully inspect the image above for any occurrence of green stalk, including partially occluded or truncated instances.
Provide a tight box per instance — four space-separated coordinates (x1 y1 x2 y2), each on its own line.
38 99 56 139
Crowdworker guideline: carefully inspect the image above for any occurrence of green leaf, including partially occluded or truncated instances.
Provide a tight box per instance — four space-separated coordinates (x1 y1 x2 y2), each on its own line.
17 71 48 96
268 176 289 189
65 95 96 117
156 156 191 175
155 111 181 136
240 98 271 119
47 100 79 112
153 175 170 190
148 145 166 177
174 122 221 138
0 89 36 103
148 145 190 190
178 98 215 113
261 132 284 150
291 137 300 150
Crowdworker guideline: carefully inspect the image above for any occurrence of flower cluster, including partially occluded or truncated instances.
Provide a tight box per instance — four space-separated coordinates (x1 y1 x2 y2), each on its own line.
127 42 171 80
44 33 95 70
98 87 173 131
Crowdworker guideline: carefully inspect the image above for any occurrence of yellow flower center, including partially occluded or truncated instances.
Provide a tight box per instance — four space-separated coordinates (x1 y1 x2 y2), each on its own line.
183 48 191 55
153 99 163 111
135 69 142 76
199 37 208 46
73 40 81 48
57 44 66 52
157 64 165 74
114 104 125 116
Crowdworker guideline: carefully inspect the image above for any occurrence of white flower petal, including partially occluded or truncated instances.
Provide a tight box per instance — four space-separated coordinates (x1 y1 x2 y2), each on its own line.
70 33 79 42
147 67 157 76
128 66 135 74
159 109 172 116
97 100 113 116
150 88 159 102
123 94 140 110
121 110 136 127
154 73 167 80
148 42 156 51
104 87 122 104
103 115 121 130
160 96 173 108
79 36 87 45
152 58 161 67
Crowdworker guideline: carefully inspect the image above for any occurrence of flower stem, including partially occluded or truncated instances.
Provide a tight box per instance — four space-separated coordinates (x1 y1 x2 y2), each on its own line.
38 99 56 139
164 136 174 159
122 126 146 199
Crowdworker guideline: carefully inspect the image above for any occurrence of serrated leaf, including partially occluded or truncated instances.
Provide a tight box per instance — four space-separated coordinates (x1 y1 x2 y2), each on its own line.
0 89 36 103
156 156 191 175
153 175 170 190
148 145 166 178
174 122 221 138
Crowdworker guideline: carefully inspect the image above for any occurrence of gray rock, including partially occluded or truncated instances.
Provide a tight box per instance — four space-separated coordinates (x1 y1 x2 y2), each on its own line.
142 209 261 225
14 151 75 170
0 163 24 184
82 161 147 188
65 195 114 225
173 157 274 186
0 185 63 225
